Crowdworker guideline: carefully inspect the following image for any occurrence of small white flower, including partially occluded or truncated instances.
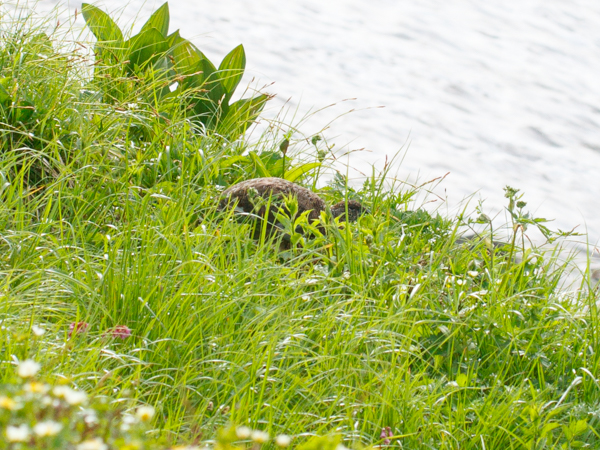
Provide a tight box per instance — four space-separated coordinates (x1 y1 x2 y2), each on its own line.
53 385 87 404
236 426 252 439
0 396 19 410
251 430 269 443
467 271 479 277
64 389 87 405
275 434 292 447
82 409 98 425
77 438 108 450
17 360 41 378
6 424 30 442
33 420 62 437
32 325 45 336
24 381 50 395
455 279 465 286
135 405 155 422
122 414 136 424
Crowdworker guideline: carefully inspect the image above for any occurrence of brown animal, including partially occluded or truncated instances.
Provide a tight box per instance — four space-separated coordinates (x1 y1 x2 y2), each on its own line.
220 177 366 240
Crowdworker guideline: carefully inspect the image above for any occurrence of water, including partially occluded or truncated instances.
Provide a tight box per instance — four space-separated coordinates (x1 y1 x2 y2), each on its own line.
36 0 600 249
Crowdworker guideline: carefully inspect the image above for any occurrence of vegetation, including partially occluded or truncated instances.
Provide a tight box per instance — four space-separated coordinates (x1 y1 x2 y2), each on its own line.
1 3 599 449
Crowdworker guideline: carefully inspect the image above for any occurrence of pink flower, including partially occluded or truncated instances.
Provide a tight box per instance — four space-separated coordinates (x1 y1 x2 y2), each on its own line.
380 427 393 445
68 322 89 337
109 325 132 339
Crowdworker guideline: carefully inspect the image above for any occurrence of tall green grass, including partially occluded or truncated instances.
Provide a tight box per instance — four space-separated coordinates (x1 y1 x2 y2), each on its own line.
1 4 599 449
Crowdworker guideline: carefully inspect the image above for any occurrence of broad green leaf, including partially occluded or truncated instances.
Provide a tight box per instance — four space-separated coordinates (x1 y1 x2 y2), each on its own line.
185 55 216 90
572 419 588 436
168 33 204 76
217 94 269 139
260 150 284 175
203 60 227 114
248 151 271 178
82 4 123 43
140 2 170 37
218 44 246 97
218 155 249 169
284 162 321 183
190 58 227 125
127 27 169 72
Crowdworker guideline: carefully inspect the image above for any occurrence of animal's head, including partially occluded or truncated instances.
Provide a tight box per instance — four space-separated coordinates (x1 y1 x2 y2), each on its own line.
330 200 368 222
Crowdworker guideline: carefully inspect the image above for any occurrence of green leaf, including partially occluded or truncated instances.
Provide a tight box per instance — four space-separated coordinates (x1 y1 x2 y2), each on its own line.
140 2 170 37
218 44 246 99
217 94 269 139
82 4 123 43
127 27 169 72
456 373 468 387
166 32 201 77
218 155 250 169
284 162 321 183
184 53 217 90
249 151 272 178
0 78 11 105
190 58 227 125
540 422 560 438
572 419 588 436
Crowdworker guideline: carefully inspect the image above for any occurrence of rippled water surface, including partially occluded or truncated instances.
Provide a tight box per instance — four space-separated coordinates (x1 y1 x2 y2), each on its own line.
41 0 600 245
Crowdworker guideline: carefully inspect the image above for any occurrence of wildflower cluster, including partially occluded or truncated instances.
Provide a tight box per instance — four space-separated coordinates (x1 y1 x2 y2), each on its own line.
1 361 300 450
0 360 161 449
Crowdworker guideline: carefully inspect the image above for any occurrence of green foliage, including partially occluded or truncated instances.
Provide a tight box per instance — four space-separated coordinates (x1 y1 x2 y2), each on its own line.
1 5 600 450
81 2 269 139
0 359 294 449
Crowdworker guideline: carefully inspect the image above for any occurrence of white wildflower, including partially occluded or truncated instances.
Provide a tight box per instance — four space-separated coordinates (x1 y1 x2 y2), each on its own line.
236 426 252 439
32 325 45 336
17 360 40 378
77 438 108 450
0 396 19 410
82 409 98 425
6 424 30 442
64 389 87 405
251 430 269 443
467 271 479 277
24 381 50 395
52 386 71 399
135 405 155 422
33 421 62 437
52 385 86 404
275 434 292 447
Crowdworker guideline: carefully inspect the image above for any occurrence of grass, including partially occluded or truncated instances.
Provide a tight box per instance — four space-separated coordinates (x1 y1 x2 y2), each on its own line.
1 4 600 449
